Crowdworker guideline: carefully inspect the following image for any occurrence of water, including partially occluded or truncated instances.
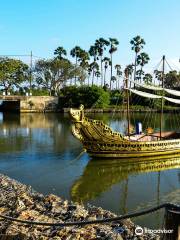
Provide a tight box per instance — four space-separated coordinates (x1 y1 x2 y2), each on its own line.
0 112 179 228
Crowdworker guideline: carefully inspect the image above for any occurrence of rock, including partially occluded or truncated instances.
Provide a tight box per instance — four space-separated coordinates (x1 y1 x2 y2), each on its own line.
0 174 158 239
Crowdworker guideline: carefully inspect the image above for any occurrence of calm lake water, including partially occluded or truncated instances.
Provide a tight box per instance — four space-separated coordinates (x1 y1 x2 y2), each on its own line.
0 112 179 228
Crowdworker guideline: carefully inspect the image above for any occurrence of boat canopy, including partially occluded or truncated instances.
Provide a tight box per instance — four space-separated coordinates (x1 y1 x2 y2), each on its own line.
130 80 180 97
129 88 180 104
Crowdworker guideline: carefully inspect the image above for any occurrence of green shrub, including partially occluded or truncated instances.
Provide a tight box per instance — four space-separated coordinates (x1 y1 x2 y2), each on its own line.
59 85 110 109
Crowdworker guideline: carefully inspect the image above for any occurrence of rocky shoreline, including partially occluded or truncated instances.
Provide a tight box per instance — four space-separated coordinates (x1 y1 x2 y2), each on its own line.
0 174 159 239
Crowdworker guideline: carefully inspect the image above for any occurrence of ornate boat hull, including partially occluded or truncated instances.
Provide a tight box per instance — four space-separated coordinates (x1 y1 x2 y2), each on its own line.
83 139 180 158
69 105 180 158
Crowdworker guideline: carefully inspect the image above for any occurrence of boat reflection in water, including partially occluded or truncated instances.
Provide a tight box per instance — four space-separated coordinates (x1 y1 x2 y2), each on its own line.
71 156 180 226
71 156 180 202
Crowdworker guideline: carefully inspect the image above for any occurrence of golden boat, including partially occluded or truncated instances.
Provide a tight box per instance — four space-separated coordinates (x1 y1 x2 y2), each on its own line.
69 56 180 158
69 104 180 158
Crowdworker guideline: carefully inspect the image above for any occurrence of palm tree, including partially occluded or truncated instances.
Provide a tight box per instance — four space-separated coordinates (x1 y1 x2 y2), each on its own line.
143 73 153 84
95 70 101 85
111 76 117 89
87 66 92 86
89 45 98 62
54 46 67 60
89 45 99 85
95 38 109 86
125 64 134 88
115 64 122 89
136 69 145 82
89 61 99 85
79 50 89 68
136 52 150 82
70 46 82 85
130 36 145 85
102 57 111 86
109 38 119 89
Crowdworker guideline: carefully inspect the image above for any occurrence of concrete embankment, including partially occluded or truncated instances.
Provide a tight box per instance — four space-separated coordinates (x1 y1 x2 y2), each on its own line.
0 174 158 239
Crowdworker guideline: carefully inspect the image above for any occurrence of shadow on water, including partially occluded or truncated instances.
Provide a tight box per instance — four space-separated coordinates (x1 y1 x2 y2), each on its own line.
0 112 179 228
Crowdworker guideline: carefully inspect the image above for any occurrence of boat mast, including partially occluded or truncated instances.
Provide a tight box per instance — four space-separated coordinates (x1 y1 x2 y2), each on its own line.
125 68 130 138
160 55 165 139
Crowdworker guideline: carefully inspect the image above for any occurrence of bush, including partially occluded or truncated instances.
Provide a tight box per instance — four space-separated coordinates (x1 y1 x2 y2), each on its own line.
59 85 110 109
110 90 123 105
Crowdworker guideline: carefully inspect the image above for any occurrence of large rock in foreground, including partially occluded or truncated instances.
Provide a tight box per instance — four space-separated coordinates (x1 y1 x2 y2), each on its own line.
0 174 159 239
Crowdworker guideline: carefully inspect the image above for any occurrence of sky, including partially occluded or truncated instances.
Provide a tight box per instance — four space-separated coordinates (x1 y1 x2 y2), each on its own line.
0 0 180 71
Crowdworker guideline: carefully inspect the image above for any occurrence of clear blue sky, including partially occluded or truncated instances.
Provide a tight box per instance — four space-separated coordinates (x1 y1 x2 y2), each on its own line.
0 0 180 70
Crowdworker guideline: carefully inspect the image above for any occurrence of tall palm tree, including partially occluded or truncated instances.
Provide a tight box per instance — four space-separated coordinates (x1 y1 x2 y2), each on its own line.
115 64 122 89
130 36 145 85
102 57 111 87
95 70 101 85
125 64 134 88
89 61 99 85
89 45 98 62
89 45 99 85
70 46 82 85
136 52 150 82
109 38 119 89
143 73 153 84
54 46 67 60
79 50 89 68
95 38 110 86
88 66 92 86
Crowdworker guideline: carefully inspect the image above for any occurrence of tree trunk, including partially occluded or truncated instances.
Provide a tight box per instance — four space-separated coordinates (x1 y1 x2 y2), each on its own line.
110 54 112 90
133 52 137 88
140 66 143 83
92 69 94 86
104 69 106 86
101 56 103 87
75 56 77 86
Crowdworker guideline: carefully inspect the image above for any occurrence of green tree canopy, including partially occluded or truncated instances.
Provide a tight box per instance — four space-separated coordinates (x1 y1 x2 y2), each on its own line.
35 58 86 95
0 57 28 94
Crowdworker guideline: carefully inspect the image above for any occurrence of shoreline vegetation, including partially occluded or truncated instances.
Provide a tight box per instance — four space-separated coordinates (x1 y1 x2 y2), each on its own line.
0 174 158 239
0 35 180 114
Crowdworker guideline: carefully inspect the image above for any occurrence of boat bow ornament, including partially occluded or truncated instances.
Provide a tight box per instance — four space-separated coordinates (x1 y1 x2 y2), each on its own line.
70 104 125 143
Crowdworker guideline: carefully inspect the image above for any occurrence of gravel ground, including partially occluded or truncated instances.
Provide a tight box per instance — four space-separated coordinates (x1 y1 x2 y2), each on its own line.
0 174 159 240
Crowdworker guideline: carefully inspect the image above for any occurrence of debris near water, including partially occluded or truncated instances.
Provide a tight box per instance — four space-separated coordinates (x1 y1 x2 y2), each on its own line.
0 174 159 239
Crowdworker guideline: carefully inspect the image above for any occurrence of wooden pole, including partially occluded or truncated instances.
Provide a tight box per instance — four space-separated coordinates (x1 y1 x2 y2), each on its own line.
125 69 130 138
30 51 33 92
160 55 165 139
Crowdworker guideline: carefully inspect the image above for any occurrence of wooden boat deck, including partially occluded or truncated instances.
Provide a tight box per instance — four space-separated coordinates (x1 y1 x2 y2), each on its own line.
128 131 179 142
